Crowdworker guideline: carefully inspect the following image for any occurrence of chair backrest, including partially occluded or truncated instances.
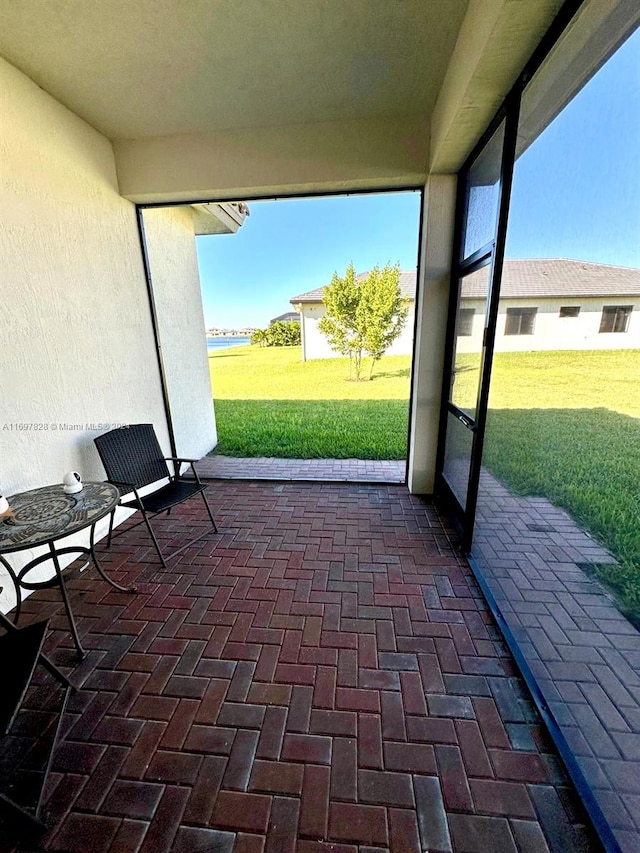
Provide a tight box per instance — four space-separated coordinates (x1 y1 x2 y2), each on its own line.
94 424 169 489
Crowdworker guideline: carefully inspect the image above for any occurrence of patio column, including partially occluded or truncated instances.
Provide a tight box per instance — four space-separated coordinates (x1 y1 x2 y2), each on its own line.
407 174 457 494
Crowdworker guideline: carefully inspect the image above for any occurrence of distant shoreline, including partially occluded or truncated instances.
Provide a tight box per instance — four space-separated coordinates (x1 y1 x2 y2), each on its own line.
207 335 251 352
206 332 255 338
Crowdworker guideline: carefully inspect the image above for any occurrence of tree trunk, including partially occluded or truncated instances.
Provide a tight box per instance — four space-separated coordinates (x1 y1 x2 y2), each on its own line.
354 349 362 381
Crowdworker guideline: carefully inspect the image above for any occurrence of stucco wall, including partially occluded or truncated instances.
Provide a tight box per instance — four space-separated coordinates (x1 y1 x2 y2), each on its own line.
300 303 416 361
0 58 170 612
456 296 640 353
141 207 217 457
114 116 429 204
408 176 457 495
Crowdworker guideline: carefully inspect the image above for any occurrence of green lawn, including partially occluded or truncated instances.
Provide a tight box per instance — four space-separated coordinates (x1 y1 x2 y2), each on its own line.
210 344 411 400
209 345 640 618
213 399 409 459
209 344 411 459
453 349 639 416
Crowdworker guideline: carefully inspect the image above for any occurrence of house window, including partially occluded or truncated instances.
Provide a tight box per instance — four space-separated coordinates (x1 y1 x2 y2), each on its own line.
505 307 537 335
559 306 580 317
599 305 632 333
458 308 475 336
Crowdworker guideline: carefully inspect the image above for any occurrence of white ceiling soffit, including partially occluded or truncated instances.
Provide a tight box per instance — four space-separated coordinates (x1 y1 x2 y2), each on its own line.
0 0 469 141
430 0 567 172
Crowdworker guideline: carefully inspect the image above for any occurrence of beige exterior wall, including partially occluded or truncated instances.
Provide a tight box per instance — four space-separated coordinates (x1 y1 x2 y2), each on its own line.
0 59 172 612
457 296 640 353
114 116 429 204
299 303 416 362
141 207 217 457
408 176 457 495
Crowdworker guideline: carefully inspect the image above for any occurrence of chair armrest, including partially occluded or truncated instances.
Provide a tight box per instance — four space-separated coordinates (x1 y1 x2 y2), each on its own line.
165 458 202 484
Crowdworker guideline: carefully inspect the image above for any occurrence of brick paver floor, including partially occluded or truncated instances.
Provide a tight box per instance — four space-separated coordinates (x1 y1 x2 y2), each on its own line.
195 455 406 483
473 470 640 852
3 481 598 852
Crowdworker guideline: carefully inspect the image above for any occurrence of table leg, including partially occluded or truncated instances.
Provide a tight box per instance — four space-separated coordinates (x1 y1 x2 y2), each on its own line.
107 508 115 547
90 521 137 593
49 543 85 659
0 555 22 624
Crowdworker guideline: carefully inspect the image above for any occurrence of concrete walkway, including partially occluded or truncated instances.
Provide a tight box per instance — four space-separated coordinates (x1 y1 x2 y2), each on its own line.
196 455 406 483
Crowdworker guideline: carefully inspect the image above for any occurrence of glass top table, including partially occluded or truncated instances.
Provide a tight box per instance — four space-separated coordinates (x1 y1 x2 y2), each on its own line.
0 482 133 659
0 483 119 552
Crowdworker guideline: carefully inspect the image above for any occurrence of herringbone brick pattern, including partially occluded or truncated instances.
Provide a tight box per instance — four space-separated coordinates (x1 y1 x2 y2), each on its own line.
6 482 598 852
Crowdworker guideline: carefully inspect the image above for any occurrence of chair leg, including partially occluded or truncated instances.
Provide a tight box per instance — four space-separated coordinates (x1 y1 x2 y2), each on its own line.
201 489 218 534
140 510 168 569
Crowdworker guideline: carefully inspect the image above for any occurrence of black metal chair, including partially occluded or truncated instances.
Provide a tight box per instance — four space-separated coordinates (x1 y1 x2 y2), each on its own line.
94 424 217 567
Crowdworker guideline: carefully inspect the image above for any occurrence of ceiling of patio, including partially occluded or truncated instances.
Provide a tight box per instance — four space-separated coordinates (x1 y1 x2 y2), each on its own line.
0 0 571 200
0 0 468 140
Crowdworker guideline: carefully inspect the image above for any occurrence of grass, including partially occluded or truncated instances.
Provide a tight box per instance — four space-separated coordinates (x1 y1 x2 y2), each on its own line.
209 344 640 618
213 400 409 459
209 344 411 401
453 349 640 416
209 344 411 459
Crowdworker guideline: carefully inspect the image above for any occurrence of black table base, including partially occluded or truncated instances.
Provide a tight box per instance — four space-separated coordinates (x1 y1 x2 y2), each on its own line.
0 484 132 659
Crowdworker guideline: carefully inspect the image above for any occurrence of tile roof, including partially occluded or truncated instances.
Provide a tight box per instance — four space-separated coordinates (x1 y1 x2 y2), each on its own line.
271 311 300 323
290 259 639 303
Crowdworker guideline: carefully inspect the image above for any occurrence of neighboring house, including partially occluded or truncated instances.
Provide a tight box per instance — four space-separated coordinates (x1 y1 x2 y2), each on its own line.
459 258 640 353
292 259 640 360
270 312 300 324
291 271 417 361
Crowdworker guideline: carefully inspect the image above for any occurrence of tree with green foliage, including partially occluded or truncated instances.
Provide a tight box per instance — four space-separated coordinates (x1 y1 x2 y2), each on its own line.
267 320 301 346
252 320 301 347
251 328 268 347
318 262 409 380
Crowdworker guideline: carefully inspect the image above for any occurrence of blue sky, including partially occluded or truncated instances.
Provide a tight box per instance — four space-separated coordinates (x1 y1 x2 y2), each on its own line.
506 27 639 265
197 28 639 329
197 191 422 329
